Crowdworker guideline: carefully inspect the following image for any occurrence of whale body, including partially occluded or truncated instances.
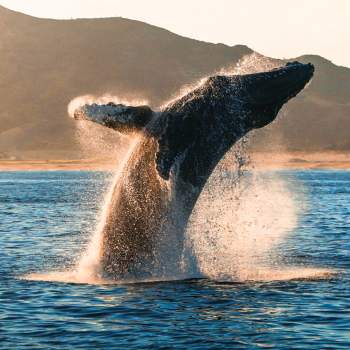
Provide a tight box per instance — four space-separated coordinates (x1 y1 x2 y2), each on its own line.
73 62 314 279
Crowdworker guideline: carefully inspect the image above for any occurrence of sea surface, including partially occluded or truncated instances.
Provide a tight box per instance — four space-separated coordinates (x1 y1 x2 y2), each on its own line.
1 170 349 349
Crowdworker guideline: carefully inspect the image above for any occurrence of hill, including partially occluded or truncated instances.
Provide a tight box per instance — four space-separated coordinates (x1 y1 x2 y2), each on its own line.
0 5 349 159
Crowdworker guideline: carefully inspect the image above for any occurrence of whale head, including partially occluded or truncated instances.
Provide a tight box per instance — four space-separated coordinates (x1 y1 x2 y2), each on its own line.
201 61 314 130
237 61 314 128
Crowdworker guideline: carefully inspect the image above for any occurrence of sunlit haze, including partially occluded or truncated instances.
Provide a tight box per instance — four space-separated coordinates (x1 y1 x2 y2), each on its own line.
1 0 349 67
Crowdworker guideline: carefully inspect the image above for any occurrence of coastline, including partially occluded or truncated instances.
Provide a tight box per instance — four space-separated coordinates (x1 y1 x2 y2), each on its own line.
0 159 116 171
249 152 350 170
0 152 349 171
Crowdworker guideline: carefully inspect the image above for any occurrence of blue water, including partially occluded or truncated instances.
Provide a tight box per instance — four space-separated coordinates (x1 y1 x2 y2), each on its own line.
1 170 349 349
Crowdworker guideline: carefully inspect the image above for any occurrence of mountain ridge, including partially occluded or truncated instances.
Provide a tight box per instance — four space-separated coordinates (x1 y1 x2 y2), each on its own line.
0 5 349 159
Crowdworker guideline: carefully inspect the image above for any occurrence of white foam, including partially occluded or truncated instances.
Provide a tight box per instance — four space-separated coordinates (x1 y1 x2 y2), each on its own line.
184 169 336 282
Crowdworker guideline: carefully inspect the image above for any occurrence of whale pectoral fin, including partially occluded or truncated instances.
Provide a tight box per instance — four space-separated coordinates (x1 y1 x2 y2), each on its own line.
73 103 153 133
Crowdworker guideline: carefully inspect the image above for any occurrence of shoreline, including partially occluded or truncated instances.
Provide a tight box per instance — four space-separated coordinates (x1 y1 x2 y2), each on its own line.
249 152 350 170
0 159 116 172
0 152 349 171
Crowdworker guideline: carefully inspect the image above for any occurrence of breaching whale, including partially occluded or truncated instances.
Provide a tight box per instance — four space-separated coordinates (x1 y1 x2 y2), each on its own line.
73 61 314 279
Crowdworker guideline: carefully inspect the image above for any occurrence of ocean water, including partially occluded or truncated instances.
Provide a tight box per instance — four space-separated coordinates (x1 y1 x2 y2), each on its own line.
1 170 350 349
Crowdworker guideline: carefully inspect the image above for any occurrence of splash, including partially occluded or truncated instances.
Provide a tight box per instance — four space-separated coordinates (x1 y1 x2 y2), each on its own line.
186 175 333 282
220 52 281 76
185 141 334 282
67 94 149 119
74 119 123 159
24 58 332 285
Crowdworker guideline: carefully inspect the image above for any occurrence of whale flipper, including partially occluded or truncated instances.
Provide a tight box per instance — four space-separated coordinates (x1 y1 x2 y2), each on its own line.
74 102 153 133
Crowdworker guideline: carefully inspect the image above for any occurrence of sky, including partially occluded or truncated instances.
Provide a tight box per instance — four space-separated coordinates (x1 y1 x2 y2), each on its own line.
1 0 349 67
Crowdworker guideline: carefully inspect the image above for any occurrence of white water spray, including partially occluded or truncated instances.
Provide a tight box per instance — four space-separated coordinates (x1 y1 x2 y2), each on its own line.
74 136 141 283
67 94 149 119
24 56 333 284
184 137 332 282
69 94 148 159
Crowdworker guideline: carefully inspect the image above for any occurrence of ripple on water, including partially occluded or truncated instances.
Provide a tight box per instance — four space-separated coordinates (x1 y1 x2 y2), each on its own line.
1 170 350 349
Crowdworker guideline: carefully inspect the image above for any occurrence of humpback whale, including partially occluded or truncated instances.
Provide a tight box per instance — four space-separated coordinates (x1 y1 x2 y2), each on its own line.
73 61 314 279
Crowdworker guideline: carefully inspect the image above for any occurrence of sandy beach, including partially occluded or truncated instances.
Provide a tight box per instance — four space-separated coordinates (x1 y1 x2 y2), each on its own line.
0 152 349 171
0 158 116 171
250 152 350 170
